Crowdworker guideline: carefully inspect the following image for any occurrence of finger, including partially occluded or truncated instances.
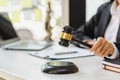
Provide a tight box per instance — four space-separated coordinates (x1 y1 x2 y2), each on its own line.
90 37 103 51
95 40 107 53
101 49 111 57
109 43 114 54
99 43 110 56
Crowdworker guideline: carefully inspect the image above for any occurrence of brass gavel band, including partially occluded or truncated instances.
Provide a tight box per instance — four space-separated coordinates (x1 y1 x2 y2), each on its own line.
61 32 73 41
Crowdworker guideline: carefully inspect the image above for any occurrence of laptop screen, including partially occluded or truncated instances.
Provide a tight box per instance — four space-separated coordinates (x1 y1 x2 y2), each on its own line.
0 13 19 46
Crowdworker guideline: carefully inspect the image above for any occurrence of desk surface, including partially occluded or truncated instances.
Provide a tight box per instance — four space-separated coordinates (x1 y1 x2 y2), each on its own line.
0 49 120 80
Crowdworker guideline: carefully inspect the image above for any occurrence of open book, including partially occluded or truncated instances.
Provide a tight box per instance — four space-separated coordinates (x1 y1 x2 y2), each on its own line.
102 58 120 73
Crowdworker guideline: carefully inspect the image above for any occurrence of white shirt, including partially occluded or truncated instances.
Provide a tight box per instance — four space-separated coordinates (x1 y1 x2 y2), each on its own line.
105 1 120 59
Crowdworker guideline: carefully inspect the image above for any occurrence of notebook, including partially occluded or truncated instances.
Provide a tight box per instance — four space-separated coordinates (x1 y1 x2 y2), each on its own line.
0 13 52 51
102 58 120 73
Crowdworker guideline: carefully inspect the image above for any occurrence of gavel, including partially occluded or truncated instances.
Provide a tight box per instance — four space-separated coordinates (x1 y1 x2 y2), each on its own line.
59 26 92 48
59 26 112 57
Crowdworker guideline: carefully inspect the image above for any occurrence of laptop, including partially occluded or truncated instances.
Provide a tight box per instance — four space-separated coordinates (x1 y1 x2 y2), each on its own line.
0 13 52 51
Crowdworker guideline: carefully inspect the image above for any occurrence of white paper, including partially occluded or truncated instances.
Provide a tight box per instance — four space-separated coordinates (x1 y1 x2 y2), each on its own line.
28 43 93 59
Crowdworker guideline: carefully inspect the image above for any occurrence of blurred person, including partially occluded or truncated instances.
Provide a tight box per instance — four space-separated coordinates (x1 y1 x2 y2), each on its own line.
73 0 120 59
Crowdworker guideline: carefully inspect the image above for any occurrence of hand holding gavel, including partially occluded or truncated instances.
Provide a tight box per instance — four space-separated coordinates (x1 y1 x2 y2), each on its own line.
88 37 114 57
59 26 113 57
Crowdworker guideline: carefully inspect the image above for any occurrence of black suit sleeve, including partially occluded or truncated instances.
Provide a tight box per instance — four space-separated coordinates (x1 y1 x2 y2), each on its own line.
72 2 109 41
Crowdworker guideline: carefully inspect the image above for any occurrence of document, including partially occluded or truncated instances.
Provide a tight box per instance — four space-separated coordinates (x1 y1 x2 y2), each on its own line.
28 43 94 60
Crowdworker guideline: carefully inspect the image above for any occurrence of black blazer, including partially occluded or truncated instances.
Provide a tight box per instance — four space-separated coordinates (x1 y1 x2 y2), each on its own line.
73 1 120 52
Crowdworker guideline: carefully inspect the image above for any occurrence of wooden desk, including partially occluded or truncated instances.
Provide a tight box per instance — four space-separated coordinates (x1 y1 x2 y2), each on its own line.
0 49 120 80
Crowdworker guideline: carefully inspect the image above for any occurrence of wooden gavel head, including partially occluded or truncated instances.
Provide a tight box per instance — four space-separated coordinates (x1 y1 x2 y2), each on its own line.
59 26 74 47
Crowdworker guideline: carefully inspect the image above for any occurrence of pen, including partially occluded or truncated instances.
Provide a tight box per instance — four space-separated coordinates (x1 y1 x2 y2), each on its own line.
55 51 78 55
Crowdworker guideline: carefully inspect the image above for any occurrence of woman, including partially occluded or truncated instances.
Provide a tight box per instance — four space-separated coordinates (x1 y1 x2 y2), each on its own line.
73 0 120 59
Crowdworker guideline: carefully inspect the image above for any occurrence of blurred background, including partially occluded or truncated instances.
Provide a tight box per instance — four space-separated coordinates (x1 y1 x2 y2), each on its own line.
0 0 108 42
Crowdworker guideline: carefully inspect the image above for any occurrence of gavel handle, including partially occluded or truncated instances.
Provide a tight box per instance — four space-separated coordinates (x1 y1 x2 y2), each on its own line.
72 38 92 48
